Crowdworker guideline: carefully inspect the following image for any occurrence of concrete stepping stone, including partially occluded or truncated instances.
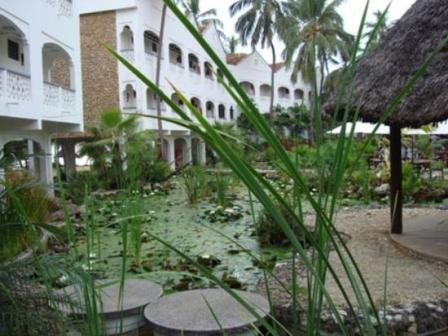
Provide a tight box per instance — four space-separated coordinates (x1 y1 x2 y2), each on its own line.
144 288 270 336
56 279 163 335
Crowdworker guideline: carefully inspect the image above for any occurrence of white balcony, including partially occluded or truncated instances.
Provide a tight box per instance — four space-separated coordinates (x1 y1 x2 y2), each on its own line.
43 82 76 119
0 68 32 103
46 0 73 17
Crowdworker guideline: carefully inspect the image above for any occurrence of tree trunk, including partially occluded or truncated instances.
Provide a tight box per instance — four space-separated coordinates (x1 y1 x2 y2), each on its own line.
390 124 403 234
269 41 276 122
156 4 167 160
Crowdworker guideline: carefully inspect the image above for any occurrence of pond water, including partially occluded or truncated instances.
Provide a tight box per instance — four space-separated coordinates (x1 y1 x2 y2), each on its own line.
68 177 291 292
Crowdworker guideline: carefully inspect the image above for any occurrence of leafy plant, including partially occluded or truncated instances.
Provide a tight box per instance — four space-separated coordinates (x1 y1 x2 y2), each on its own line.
182 165 208 204
109 0 445 333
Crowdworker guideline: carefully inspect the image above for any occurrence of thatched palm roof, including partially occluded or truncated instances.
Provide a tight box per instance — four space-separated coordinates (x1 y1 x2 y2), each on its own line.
326 0 448 128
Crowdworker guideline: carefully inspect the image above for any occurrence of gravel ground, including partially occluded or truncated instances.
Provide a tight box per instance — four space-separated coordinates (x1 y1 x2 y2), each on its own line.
258 207 448 307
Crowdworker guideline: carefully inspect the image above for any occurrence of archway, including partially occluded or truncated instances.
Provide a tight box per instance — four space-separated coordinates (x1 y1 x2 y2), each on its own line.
42 43 74 89
260 84 272 98
218 104 226 120
294 88 304 101
240 81 255 96
0 14 29 74
120 25 134 50
144 30 160 54
123 84 137 110
174 138 188 168
204 62 214 80
191 97 202 114
206 101 215 119
1 139 45 183
169 43 183 66
188 53 200 74
278 87 291 99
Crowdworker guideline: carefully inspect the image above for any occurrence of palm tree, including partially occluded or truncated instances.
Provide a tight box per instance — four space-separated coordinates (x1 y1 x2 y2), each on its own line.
364 9 389 52
156 4 168 161
230 0 282 121
180 0 224 32
226 35 240 54
80 109 138 188
278 0 352 143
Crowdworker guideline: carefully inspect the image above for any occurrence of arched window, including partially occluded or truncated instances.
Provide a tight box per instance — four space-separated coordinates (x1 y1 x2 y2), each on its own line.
123 84 136 109
240 81 255 96
144 30 160 54
1 15 28 71
188 53 200 74
169 43 183 66
191 97 202 114
206 101 215 118
260 84 272 97
278 87 290 99
171 93 184 110
120 25 134 50
147 88 165 110
230 107 235 120
204 62 213 80
294 89 304 101
42 43 74 89
218 104 226 120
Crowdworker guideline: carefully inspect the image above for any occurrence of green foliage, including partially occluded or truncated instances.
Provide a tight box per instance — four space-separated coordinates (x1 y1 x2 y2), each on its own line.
81 110 170 189
402 161 420 200
210 171 231 207
0 171 51 261
182 165 208 204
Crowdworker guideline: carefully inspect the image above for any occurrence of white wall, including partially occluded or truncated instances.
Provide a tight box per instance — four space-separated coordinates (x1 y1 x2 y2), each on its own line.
0 0 83 132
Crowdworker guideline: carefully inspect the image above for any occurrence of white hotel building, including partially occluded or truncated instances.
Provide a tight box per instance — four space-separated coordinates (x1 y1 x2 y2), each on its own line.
0 0 83 187
79 0 311 170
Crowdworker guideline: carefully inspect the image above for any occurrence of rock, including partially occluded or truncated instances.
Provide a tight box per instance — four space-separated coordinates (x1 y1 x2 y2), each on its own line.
374 183 389 197
221 272 244 289
196 255 221 268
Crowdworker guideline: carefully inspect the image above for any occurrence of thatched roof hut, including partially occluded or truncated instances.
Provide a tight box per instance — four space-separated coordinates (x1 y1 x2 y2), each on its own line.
326 0 448 128
326 0 448 235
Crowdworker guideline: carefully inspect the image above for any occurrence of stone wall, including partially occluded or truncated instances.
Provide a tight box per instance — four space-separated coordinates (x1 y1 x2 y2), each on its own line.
50 57 71 88
80 11 119 128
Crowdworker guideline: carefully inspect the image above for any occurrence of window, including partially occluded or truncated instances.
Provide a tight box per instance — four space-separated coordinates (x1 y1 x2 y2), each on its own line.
8 39 20 61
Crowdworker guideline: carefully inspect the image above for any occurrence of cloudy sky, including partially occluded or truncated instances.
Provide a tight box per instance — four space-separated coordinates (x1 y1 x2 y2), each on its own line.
201 0 417 63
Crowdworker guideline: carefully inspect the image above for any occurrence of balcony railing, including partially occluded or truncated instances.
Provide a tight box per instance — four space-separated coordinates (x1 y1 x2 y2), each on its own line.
0 68 31 103
43 82 76 117
46 0 73 17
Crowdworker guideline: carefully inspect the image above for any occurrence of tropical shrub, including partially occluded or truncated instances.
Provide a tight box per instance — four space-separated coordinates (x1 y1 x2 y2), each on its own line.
182 165 208 204
0 171 51 261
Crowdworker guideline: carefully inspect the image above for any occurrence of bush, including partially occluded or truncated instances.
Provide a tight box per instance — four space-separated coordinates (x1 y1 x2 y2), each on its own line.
0 171 51 261
182 165 208 204
255 196 312 247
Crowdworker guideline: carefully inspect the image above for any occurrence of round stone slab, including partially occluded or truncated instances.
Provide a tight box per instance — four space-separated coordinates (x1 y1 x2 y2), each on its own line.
56 279 163 319
145 289 270 336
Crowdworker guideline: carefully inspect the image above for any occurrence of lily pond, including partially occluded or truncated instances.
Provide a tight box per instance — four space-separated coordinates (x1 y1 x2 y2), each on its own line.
57 176 296 292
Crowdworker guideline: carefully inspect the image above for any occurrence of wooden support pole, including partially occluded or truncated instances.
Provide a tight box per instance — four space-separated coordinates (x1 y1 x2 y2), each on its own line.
390 124 403 234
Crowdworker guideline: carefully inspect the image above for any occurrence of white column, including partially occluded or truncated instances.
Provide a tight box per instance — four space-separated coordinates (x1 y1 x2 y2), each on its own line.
184 137 192 165
166 138 175 171
40 136 54 196
199 140 206 166
27 139 36 175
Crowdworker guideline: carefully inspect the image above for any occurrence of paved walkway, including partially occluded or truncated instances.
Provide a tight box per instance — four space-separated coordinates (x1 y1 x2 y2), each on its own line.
391 213 448 263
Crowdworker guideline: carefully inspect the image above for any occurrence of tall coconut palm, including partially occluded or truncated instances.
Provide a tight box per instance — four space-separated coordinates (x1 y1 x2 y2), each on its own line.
279 0 352 143
230 0 282 121
226 35 240 54
364 9 389 52
180 0 224 32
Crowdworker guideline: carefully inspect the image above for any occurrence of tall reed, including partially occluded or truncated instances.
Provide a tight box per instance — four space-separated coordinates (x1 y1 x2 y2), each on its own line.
108 0 448 331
